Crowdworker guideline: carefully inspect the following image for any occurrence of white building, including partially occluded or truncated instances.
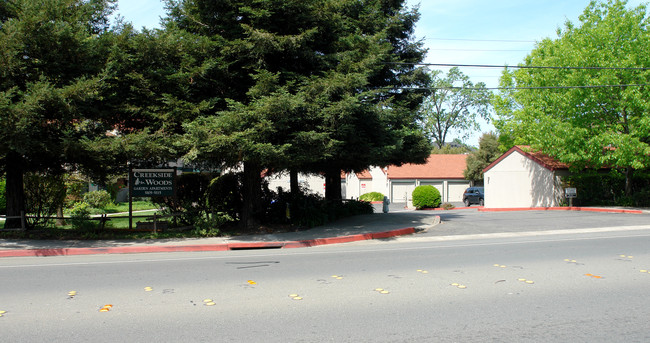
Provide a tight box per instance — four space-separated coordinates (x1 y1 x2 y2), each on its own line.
266 154 471 205
483 146 571 208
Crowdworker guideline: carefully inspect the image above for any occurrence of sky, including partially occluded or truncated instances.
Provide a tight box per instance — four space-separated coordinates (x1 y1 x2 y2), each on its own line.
113 0 646 146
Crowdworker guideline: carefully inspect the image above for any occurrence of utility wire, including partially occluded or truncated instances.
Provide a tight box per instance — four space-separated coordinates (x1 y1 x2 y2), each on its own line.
424 38 536 43
429 48 530 52
384 62 650 70
381 84 650 91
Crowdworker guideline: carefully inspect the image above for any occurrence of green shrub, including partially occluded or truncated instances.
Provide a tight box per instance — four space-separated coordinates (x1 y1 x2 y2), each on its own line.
83 190 112 209
64 174 87 204
266 191 373 228
206 173 242 222
567 169 650 207
24 172 66 228
153 173 215 226
359 192 385 202
412 185 441 209
0 179 6 215
70 202 96 230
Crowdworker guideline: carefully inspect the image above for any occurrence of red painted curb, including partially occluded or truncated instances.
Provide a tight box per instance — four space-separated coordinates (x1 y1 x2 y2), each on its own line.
0 227 417 258
421 206 481 211
478 207 643 214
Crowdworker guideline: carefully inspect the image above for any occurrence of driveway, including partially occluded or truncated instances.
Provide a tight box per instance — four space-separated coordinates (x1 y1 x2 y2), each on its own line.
422 208 650 237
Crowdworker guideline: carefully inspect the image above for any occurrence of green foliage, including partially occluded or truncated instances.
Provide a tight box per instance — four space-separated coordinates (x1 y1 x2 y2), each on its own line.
431 139 475 154
174 0 432 210
0 178 5 214
1 0 117 227
493 0 650 194
420 68 492 149
191 212 235 237
153 173 215 226
24 172 66 228
567 169 650 207
412 185 441 210
206 173 242 222
464 133 501 182
359 192 385 202
83 190 112 209
69 202 96 230
267 192 373 228
64 174 88 204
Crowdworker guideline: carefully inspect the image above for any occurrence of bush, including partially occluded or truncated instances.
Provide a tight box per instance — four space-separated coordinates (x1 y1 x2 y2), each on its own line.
153 172 215 226
567 169 650 207
70 202 96 230
359 192 385 202
83 190 112 209
412 185 441 209
206 173 242 222
266 191 373 228
0 178 6 215
64 174 87 205
24 172 67 228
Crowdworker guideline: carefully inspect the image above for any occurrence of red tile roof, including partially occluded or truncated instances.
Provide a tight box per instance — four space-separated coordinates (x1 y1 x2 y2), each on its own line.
387 154 468 179
483 146 570 173
356 170 373 179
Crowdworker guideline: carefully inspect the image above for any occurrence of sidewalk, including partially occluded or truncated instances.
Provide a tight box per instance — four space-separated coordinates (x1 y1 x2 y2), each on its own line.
1 205 648 258
0 210 440 258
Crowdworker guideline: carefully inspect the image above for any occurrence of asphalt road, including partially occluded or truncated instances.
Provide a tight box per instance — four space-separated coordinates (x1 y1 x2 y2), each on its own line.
2 220 650 342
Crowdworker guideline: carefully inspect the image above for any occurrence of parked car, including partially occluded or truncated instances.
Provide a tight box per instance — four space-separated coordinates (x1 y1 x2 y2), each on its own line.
463 187 484 206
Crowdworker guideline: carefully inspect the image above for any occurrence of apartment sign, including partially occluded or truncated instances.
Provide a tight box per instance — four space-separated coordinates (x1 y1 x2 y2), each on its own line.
131 169 175 197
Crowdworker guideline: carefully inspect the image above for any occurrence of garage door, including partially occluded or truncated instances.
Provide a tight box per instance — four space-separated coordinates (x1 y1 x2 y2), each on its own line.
448 182 471 202
391 182 416 203
419 182 444 200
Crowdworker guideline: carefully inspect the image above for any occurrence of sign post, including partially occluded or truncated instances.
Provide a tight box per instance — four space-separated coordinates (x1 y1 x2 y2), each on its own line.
565 187 577 207
129 168 176 229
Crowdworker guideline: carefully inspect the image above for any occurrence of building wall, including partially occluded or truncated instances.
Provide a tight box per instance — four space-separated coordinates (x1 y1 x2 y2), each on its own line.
345 167 389 200
390 179 470 206
266 172 326 197
484 150 564 208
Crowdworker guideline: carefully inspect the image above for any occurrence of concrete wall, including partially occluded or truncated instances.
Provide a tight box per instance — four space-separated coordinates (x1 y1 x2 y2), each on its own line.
484 150 566 208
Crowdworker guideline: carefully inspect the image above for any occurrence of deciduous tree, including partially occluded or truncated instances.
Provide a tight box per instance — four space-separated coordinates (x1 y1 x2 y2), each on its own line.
493 0 650 195
463 133 500 183
419 67 491 149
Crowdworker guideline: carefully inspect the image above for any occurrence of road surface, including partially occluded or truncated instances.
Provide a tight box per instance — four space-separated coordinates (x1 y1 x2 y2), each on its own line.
2 224 650 342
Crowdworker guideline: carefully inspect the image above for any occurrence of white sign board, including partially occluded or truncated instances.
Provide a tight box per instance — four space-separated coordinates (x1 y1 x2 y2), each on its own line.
565 188 577 198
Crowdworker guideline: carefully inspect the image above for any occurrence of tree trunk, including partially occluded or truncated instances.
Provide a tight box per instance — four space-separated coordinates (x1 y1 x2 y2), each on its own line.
625 167 633 197
324 168 342 201
5 152 26 229
56 206 65 226
289 169 299 197
240 161 262 231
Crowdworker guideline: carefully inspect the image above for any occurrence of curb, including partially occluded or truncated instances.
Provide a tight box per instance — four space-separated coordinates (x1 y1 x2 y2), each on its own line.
478 207 643 214
422 206 479 211
0 227 416 258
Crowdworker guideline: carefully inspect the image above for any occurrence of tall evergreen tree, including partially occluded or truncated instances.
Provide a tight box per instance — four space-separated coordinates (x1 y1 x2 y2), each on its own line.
170 0 431 228
0 0 116 228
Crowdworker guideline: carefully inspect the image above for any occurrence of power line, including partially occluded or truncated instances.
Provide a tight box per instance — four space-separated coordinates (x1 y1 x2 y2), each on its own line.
424 38 536 43
382 84 650 91
429 48 530 52
384 62 650 70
